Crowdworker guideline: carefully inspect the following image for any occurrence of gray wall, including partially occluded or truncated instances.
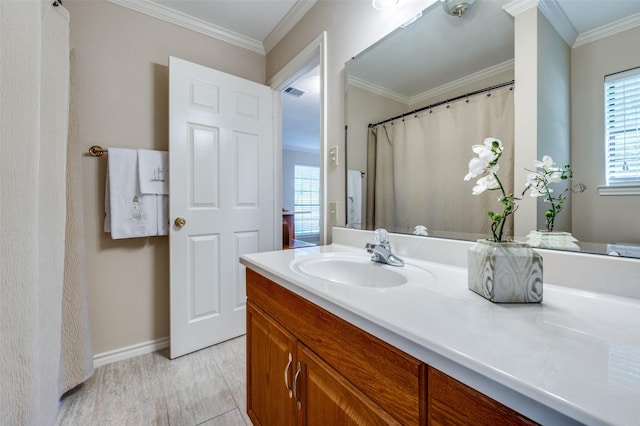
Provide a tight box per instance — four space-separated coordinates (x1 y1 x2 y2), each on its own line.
537 11 571 233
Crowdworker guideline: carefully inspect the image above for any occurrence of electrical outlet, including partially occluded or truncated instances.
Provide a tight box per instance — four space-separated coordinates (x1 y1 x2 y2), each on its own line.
329 201 338 224
329 146 339 166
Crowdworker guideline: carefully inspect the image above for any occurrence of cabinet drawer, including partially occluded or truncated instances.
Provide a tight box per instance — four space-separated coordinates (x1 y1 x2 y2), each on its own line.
247 269 427 425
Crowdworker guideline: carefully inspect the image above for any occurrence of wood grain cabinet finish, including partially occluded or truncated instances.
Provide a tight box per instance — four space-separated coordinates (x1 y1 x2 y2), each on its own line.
427 367 537 425
246 301 296 426
296 344 403 425
246 269 538 426
247 302 400 426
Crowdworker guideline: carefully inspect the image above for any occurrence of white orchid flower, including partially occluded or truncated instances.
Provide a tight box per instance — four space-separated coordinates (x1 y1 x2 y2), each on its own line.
472 138 503 163
472 145 495 163
534 155 556 171
484 137 503 150
472 174 500 195
547 171 563 182
464 157 489 181
529 188 544 197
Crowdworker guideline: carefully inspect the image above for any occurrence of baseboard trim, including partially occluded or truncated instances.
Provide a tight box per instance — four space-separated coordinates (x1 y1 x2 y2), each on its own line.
93 336 170 368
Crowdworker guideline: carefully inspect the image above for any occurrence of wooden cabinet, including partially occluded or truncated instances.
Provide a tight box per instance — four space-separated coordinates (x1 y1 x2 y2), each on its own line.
246 269 425 425
246 268 537 426
246 302 296 426
427 367 537 426
247 302 400 425
297 344 402 425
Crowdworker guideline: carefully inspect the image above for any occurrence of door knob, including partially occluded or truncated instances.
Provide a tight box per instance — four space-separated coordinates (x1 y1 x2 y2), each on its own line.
174 217 186 228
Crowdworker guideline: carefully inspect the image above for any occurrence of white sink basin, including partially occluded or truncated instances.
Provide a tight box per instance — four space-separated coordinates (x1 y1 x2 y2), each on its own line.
289 252 434 288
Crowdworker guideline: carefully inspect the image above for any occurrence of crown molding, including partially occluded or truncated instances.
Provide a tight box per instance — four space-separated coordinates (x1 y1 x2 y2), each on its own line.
503 0 538 17
573 12 640 47
347 60 515 107
409 60 514 106
504 0 640 48
347 75 410 105
504 0 577 46
107 0 265 54
537 0 577 46
264 1 317 54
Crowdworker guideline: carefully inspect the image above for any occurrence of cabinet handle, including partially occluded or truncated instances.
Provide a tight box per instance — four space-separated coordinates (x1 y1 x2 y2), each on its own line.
293 361 302 410
284 352 293 398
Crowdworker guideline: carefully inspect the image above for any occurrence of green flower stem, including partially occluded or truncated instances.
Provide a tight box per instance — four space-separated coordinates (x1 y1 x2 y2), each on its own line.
543 182 556 232
491 172 511 243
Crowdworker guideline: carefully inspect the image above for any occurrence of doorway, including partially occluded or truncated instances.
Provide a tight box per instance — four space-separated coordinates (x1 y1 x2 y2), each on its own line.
269 32 327 249
281 65 321 248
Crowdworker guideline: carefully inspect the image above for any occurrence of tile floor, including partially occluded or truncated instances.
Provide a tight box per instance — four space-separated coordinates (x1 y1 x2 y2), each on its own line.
56 336 250 426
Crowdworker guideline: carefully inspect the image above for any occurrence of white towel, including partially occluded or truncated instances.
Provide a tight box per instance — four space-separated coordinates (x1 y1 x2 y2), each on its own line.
104 148 157 239
137 149 168 195
137 149 169 236
347 169 362 229
157 195 169 236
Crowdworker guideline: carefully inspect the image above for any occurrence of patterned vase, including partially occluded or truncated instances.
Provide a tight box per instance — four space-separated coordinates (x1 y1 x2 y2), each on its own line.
525 230 580 250
468 240 543 303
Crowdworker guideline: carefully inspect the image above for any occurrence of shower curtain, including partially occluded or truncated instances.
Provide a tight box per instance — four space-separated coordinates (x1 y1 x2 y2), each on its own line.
1 2 92 424
367 86 514 238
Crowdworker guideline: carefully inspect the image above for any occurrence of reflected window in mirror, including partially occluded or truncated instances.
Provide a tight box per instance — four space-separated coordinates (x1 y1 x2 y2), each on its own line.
604 67 640 192
294 164 321 244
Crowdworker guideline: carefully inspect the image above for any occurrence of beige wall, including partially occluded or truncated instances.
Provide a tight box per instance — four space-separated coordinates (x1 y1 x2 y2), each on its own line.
66 0 265 354
571 25 640 244
513 7 539 237
267 1 429 234
346 85 407 227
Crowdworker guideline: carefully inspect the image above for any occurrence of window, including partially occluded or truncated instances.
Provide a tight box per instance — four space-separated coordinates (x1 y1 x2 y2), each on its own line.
604 67 640 188
294 164 320 237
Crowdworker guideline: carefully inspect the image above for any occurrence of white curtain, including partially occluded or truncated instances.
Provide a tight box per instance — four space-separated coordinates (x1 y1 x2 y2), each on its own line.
0 2 92 424
367 86 514 238
60 47 94 395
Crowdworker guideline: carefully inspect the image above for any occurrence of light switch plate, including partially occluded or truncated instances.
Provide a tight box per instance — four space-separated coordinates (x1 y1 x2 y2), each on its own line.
329 201 338 224
329 146 339 166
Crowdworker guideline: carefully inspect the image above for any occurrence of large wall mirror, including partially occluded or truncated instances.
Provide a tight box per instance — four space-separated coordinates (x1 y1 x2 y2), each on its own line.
345 0 640 258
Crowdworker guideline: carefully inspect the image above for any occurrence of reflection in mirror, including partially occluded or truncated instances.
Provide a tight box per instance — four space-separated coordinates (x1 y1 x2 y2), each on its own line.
345 0 640 258
345 0 514 238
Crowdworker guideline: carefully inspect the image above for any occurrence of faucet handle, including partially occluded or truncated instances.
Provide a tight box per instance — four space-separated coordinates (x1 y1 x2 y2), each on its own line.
373 228 389 245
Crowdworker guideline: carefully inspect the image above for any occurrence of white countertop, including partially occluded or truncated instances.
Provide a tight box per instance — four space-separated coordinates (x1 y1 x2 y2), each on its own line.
241 243 640 426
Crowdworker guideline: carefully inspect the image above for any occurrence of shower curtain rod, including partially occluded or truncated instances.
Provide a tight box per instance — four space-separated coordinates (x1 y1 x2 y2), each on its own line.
368 80 515 128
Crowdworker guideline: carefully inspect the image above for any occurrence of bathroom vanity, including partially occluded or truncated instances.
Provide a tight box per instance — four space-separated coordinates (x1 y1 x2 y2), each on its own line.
241 229 640 425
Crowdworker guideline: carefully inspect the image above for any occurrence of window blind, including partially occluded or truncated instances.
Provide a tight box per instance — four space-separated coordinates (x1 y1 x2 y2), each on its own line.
605 67 640 185
294 164 320 236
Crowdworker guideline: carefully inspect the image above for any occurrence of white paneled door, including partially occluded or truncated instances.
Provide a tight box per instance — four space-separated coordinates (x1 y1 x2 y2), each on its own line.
169 57 274 359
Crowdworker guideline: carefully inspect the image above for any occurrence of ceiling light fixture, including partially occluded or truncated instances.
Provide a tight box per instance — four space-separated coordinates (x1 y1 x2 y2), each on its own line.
441 0 475 17
372 0 399 11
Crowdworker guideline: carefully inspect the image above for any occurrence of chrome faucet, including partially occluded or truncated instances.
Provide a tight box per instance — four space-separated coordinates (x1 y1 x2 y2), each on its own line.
366 228 404 267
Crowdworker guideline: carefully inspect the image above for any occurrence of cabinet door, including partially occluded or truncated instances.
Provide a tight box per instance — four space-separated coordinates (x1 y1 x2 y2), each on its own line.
247 301 297 426
428 367 537 426
296 344 403 426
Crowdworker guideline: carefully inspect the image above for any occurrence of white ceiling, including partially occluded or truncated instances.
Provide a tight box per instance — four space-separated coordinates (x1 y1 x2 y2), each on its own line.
109 0 316 53
556 0 640 34
348 0 640 101
150 0 299 42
